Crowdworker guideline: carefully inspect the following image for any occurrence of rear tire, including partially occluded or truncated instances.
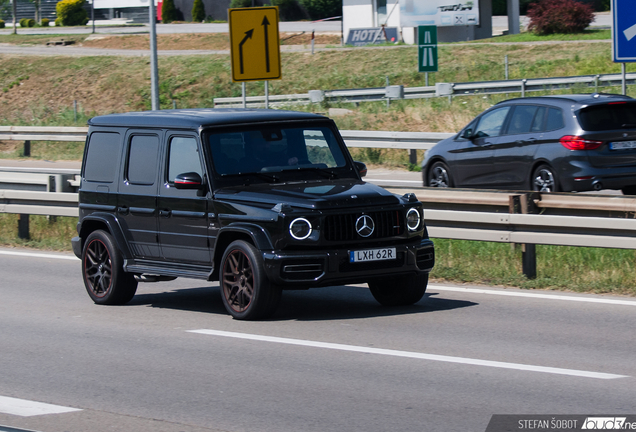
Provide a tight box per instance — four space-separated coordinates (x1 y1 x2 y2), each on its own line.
220 240 282 320
82 230 138 305
531 164 559 192
368 273 428 306
622 186 636 195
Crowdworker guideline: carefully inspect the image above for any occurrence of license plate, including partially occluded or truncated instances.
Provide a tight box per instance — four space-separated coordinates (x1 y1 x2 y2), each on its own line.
610 140 636 150
349 247 396 263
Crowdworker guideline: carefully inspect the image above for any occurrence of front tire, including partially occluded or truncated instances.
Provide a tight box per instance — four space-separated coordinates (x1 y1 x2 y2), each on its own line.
368 273 428 306
426 162 453 188
220 240 282 320
82 230 137 305
532 164 559 192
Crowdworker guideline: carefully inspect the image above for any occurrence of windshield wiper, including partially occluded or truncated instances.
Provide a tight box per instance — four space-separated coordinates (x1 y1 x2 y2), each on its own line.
298 166 340 179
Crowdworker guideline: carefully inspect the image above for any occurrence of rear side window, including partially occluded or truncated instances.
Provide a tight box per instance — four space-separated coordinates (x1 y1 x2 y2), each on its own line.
578 103 636 131
84 132 120 183
545 107 565 131
507 105 541 134
127 135 159 185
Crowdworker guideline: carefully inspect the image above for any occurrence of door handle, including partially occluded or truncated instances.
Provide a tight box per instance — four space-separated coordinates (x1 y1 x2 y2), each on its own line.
117 206 129 215
159 210 171 218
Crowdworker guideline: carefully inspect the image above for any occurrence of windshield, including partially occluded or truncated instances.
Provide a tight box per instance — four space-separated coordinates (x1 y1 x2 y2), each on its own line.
207 125 348 176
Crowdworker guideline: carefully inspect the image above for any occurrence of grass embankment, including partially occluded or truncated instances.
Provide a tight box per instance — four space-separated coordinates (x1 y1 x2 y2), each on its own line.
1 32 635 295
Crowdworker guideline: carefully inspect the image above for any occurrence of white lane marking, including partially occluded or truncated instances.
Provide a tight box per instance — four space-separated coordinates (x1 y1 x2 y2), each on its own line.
188 329 628 380
431 284 636 307
0 250 77 261
366 178 420 184
0 396 81 417
4 252 635 306
624 23 636 42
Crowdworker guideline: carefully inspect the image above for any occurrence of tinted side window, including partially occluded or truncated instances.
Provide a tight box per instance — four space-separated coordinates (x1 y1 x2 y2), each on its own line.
545 107 565 131
475 107 511 138
84 132 120 183
530 106 547 132
578 103 636 131
167 136 202 183
507 105 540 134
127 135 159 185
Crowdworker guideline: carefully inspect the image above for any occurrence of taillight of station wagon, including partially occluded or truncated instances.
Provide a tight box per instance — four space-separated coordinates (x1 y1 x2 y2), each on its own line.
559 135 603 150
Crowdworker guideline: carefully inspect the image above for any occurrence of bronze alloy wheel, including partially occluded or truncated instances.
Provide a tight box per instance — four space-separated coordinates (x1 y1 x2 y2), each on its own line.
220 240 282 320
84 237 113 299
222 247 255 314
81 230 137 305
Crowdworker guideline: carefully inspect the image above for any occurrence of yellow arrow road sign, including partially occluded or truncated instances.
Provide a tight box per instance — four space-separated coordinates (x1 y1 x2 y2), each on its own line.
229 7 281 82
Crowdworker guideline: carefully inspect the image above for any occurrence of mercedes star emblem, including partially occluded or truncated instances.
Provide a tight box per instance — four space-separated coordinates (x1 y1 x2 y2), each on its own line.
355 215 375 237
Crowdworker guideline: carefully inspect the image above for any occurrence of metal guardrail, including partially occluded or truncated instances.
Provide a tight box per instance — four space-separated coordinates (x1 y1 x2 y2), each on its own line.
0 126 88 142
213 72 636 108
3 188 636 249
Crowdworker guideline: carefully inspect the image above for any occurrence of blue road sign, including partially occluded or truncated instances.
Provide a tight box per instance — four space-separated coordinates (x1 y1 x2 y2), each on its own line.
612 0 636 62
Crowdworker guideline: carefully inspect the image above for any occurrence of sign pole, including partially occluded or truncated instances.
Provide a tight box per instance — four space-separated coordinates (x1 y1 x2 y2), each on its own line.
242 82 247 108
149 0 160 110
265 81 269 109
622 63 627 95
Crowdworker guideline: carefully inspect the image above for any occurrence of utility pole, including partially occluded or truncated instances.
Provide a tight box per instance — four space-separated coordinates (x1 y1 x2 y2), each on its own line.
12 0 17 35
149 0 160 110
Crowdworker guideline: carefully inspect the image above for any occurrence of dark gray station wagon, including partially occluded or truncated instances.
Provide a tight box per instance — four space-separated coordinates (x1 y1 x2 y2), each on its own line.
422 94 636 194
72 109 435 320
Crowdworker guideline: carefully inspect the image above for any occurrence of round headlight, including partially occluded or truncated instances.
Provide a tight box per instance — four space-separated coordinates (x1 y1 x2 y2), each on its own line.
289 218 312 240
406 208 421 231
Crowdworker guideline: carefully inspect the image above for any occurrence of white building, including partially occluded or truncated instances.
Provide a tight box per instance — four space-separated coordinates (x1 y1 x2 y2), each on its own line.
343 0 494 44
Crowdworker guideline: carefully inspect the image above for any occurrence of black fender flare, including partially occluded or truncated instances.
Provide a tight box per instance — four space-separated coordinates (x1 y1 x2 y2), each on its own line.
78 213 133 259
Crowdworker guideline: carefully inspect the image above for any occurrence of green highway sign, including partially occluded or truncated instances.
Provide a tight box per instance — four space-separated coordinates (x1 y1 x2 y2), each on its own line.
418 25 438 73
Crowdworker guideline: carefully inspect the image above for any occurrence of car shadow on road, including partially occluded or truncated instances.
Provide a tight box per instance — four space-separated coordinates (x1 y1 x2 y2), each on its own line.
130 283 477 321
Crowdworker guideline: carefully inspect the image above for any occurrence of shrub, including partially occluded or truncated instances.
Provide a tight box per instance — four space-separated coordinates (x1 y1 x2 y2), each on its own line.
271 0 308 20
229 0 255 7
162 0 178 23
0 20 4 29
527 0 594 35
56 0 89 26
20 18 28 27
55 17 62 26
27 18 35 27
192 0 205 22
41 18 50 27
298 0 341 20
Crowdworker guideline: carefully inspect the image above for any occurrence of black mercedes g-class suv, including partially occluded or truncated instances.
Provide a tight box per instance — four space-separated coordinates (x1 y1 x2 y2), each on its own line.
72 109 435 320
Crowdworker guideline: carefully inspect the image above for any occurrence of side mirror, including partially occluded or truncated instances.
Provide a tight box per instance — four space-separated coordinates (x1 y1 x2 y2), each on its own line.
174 172 204 190
460 128 474 140
354 161 367 178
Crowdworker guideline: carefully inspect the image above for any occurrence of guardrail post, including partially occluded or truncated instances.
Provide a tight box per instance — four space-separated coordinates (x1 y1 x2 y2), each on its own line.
18 214 30 240
521 79 527 98
509 194 537 279
23 140 31 157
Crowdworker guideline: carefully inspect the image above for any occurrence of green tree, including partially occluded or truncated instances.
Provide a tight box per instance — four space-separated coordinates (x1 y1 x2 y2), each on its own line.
271 0 308 20
162 0 178 23
191 0 205 22
56 0 88 26
298 0 340 20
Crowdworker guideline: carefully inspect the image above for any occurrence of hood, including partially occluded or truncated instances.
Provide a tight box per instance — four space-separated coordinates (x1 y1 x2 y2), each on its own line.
213 178 400 210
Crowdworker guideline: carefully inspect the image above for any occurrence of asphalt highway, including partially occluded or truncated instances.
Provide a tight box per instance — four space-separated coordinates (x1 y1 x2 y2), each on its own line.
0 248 634 432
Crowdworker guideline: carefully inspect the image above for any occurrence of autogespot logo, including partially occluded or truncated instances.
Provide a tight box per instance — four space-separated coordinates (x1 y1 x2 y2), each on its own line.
582 417 628 430
355 215 375 238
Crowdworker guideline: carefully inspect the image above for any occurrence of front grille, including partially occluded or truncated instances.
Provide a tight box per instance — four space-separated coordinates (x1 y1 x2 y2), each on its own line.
324 210 404 241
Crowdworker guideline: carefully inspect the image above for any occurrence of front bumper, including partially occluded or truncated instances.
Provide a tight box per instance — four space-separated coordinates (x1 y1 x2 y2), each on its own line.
72 236 82 259
262 238 435 288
